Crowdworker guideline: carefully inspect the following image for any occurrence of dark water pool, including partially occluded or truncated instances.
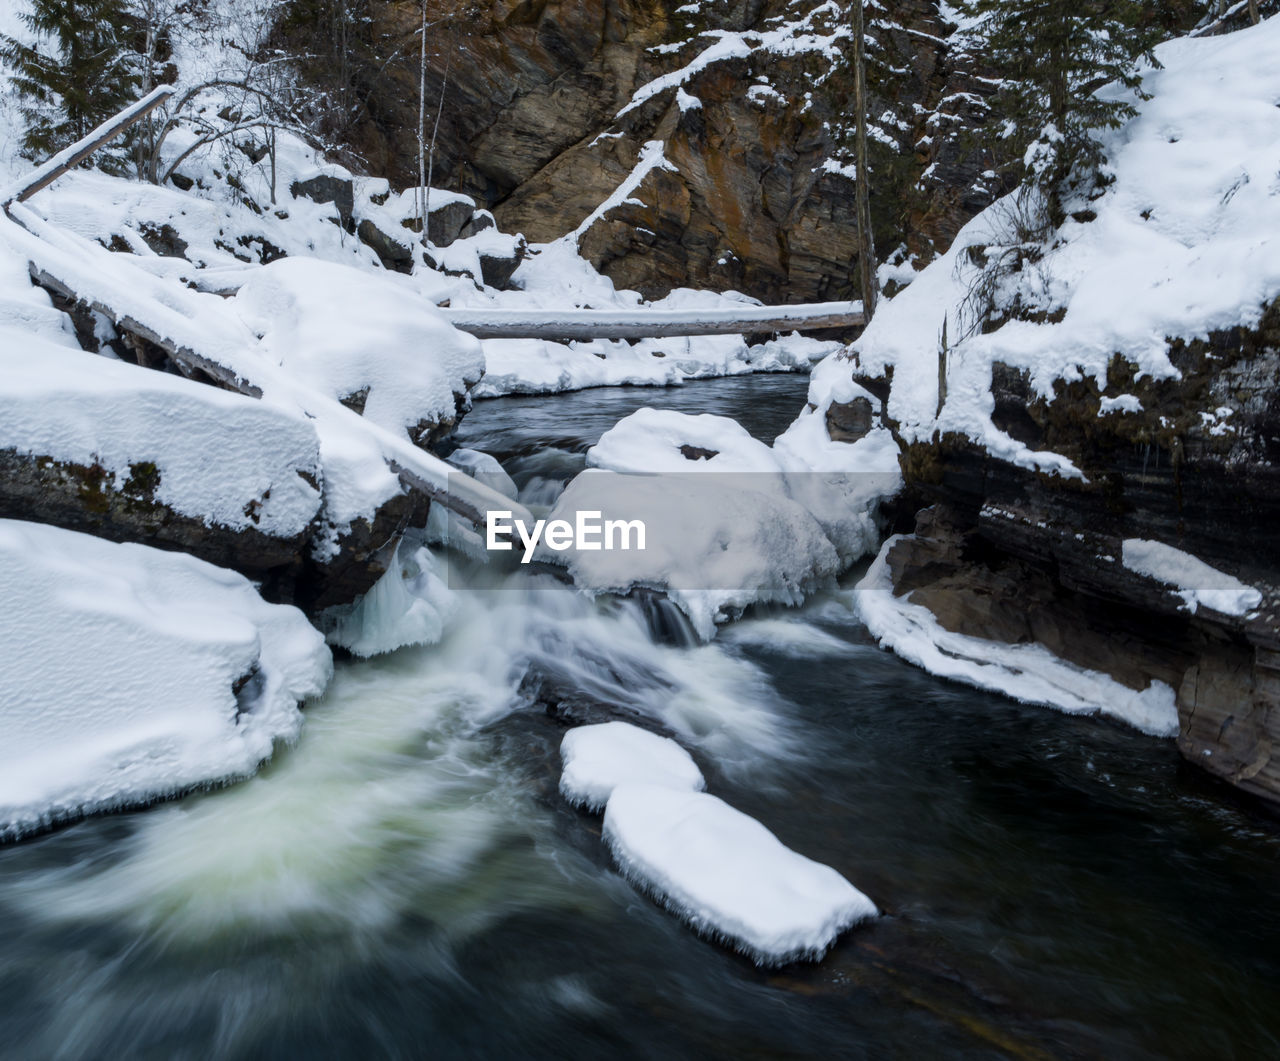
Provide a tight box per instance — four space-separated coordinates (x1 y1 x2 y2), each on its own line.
1 374 1277 1060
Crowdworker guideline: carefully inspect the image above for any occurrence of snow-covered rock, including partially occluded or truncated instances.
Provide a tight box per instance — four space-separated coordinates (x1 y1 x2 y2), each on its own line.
850 537 1180 737
603 784 877 965
587 407 783 475
0 326 323 543
543 469 840 640
545 398 899 635
1122 539 1263 618
849 17 1280 476
0 519 332 840
232 257 484 445
559 722 705 812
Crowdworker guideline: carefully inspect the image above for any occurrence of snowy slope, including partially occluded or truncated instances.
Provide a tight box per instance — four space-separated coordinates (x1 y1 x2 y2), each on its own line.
847 17 1280 475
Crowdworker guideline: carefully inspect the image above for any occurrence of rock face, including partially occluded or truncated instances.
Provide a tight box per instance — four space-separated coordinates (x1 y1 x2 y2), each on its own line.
314 0 1004 302
871 302 1280 803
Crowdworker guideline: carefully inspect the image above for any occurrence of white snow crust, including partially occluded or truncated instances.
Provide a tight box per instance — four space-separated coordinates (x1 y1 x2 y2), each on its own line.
545 398 901 638
232 256 484 440
544 469 841 641
1122 538 1263 617
851 537 1180 737
559 722 705 812
0 324 322 538
0 519 332 840
603 784 877 965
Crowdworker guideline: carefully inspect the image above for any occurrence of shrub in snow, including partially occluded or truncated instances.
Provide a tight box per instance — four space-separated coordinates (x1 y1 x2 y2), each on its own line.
0 519 332 840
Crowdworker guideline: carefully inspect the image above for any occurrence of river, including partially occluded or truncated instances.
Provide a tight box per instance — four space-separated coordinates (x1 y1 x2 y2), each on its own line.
1 375 1277 1059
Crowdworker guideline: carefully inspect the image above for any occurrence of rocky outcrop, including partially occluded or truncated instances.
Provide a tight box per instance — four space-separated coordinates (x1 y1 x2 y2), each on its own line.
301 0 1007 302
0 448 317 592
871 301 1280 803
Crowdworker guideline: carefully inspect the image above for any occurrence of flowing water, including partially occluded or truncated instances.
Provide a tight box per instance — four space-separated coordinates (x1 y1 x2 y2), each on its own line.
2 376 1279 1060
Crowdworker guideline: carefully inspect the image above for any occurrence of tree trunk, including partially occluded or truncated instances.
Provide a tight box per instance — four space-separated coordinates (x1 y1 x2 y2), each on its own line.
852 0 877 319
417 0 428 241
425 44 453 235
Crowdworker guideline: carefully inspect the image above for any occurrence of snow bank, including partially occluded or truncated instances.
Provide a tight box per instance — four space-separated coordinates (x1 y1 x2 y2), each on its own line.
603 785 877 965
233 257 484 441
0 327 322 538
1122 538 1263 618
851 537 1180 737
850 17 1280 475
559 722 705 812
0 519 332 840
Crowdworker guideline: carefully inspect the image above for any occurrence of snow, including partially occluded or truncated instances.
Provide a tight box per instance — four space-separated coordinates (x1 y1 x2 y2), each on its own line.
0 519 331 841
850 17 1280 477
603 785 877 965
542 388 901 638
559 722 705 812
569 141 676 241
615 5 849 119
1122 538 1263 618
232 257 484 442
850 537 1180 737
0 325 322 539
0 86 175 205
544 468 841 640
0 206 525 542
587 407 782 476
1099 394 1143 415
323 544 456 658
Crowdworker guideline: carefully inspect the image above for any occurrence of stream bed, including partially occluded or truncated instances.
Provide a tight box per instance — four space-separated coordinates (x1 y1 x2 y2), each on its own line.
1 376 1278 1059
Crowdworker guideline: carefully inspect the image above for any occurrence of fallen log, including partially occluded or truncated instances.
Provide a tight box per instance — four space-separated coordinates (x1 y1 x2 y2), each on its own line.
0 86 175 207
439 301 865 341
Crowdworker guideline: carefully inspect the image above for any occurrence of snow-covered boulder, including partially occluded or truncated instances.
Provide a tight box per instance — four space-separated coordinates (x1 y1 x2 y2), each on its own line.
603 784 877 965
232 257 486 447
545 401 899 634
587 407 784 476
559 722 705 812
0 519 332 840
543 469 840 640
0 326 323 575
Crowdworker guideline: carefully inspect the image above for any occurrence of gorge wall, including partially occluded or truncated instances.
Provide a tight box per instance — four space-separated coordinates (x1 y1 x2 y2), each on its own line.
292 0 1003 303
864 304 1280 803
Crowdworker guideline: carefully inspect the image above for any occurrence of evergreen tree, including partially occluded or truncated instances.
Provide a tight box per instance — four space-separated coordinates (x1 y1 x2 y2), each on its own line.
957 0 1163 217
1 0 141 159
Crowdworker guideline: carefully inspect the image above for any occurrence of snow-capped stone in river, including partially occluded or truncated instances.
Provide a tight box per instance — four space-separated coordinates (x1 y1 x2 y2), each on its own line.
559 722 705 812
0 519 332 841
603 784 877 966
